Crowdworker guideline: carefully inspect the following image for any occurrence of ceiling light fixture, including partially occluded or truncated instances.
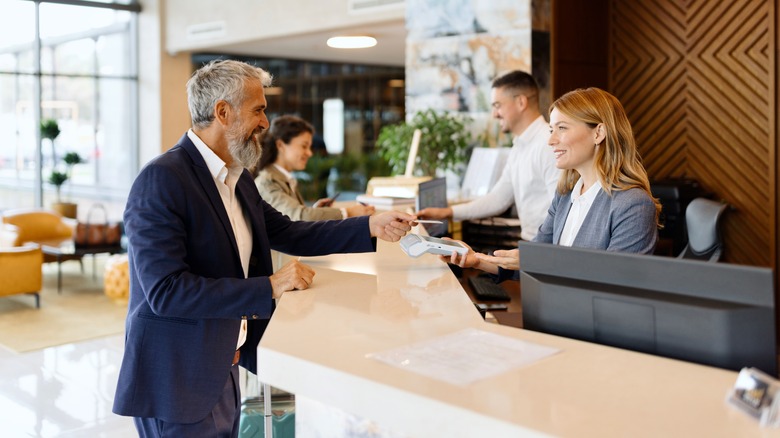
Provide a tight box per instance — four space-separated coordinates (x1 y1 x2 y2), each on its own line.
327 36 377 49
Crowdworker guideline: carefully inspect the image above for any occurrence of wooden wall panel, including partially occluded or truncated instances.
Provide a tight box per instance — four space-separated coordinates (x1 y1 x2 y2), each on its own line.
609 0 775 267
551 0 608 98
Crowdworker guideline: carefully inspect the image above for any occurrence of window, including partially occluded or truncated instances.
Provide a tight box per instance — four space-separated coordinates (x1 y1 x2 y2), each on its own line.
0 0 139 206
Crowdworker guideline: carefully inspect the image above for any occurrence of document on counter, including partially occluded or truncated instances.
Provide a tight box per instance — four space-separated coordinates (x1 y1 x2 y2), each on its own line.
366 328 560 386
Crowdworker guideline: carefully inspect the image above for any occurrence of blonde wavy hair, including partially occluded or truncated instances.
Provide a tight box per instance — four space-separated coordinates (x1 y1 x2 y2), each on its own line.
550 87 661 225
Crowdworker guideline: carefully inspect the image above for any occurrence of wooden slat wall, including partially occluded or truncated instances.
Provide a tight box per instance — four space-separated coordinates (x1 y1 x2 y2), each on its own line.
609 0 775 267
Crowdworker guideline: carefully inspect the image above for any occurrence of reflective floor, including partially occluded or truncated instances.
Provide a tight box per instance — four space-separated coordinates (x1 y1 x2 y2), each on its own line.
0 335 136 437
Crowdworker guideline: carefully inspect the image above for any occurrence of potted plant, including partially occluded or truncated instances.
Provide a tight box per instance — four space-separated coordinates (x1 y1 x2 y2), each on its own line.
40 118 61 157
362 151 392 184
328 153 364 194
296 154 335 201
42 119 83 218
375 109 472 177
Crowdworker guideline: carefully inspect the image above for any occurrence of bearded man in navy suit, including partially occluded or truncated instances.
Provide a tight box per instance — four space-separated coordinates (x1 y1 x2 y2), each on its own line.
113 59 414 437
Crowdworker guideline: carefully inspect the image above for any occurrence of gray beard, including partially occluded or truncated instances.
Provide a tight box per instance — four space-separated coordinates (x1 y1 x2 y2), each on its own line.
227 128 262 170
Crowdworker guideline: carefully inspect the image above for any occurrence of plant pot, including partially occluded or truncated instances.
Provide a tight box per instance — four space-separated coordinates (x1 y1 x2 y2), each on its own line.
52 202 78 219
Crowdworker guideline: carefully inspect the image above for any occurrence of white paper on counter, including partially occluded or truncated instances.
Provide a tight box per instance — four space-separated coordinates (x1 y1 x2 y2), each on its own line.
367 328 560 386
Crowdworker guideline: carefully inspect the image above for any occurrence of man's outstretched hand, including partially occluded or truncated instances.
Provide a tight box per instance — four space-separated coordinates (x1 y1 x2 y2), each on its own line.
369 210 415 242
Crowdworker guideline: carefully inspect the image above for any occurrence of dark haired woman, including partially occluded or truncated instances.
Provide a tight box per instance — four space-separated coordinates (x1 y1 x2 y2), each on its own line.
254 115 374 220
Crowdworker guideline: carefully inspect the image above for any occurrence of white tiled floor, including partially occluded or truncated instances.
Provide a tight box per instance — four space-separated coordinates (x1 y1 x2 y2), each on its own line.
0 335 137 438
1 188 136 436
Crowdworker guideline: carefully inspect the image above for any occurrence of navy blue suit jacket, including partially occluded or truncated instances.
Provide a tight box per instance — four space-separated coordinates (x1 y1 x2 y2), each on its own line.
113 134 375 423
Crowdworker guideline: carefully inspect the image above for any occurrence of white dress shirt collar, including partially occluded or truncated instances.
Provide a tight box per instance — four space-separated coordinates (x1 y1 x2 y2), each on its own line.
570 177 603 203
273 164 294 181
187 129 229 180
559 177 603 246
516 115 548 146
273 164 297 190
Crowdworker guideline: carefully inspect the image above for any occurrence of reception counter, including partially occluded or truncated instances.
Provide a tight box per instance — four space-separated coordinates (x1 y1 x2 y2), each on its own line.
257 237 778 437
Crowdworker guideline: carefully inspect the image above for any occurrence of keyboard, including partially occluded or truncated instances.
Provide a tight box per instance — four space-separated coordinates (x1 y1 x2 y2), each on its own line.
468 275 511 301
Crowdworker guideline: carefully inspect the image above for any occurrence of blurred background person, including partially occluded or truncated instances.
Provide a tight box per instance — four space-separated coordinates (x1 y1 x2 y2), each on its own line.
253 115 374 220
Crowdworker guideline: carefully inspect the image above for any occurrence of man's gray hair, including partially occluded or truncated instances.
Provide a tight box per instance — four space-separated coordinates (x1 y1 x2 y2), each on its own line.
187 59 273 129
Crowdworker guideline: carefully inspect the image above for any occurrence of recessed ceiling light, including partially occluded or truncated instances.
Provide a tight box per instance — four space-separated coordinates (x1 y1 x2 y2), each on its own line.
327 36 377 49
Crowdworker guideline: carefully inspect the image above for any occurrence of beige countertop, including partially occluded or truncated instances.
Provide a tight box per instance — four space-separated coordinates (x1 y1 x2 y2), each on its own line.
257 237 778 437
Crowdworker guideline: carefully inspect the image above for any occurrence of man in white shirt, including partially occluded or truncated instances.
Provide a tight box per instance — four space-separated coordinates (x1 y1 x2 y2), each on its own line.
418 71 560 241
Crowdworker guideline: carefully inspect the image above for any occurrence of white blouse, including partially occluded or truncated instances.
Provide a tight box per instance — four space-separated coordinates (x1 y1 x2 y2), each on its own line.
558 178 603 247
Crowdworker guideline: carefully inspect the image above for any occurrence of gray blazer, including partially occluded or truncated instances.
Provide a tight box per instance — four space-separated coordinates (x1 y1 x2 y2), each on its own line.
499 187 658 282
533 187 658 253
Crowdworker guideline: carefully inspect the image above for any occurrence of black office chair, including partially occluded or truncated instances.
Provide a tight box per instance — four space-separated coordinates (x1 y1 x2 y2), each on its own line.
677 197 728 262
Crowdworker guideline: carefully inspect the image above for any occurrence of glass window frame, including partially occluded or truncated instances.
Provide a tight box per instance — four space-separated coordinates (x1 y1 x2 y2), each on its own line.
0 0 139 208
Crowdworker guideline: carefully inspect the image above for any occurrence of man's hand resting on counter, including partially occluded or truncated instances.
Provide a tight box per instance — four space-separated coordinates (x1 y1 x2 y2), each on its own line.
269 260 316 298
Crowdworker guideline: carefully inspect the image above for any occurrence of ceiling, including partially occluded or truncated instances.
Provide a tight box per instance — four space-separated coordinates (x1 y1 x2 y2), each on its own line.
203 20 407 67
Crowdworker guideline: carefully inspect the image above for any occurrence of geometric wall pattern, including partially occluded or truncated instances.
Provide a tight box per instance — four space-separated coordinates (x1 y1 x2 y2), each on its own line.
609 0 774 267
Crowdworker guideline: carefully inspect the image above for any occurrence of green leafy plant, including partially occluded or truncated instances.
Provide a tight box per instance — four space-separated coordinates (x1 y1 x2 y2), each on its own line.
376 109 472 177
63 152 83 168
41 119 84 202
41 118 61 168
40 119 61 141
362 151 392 181
50 151 84 202
48 171 68 187
296 154 335 201
294 152 392 202
331 153 362 192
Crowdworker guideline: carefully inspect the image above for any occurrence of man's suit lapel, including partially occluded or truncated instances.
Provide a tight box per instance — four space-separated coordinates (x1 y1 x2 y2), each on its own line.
178 136 241 260
236 171 274 276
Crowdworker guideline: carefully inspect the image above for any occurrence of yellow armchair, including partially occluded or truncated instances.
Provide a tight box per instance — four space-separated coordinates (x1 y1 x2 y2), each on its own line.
0 224 42 308
2 209 75 265
2 208 75 246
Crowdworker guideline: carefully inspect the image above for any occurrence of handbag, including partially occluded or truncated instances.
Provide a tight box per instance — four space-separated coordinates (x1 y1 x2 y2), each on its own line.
74 203 122 247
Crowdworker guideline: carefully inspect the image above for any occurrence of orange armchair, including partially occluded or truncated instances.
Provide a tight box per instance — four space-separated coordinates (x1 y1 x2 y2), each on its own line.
2 208 75 245
0 224 42 308
2 209 75 263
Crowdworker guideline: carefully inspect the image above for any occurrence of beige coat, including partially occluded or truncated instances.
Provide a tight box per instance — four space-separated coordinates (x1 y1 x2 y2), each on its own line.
254 166 342 221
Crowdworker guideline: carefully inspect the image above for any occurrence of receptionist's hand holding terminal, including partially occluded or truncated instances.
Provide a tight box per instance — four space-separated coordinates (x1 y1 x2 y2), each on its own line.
476 249 520 271
436 239 500 275
399 234 468 258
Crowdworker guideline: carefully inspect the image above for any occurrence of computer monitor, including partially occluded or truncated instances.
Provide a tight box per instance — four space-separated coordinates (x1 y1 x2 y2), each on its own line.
416 177 448 237
518 241 777 375
460 147 510 199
